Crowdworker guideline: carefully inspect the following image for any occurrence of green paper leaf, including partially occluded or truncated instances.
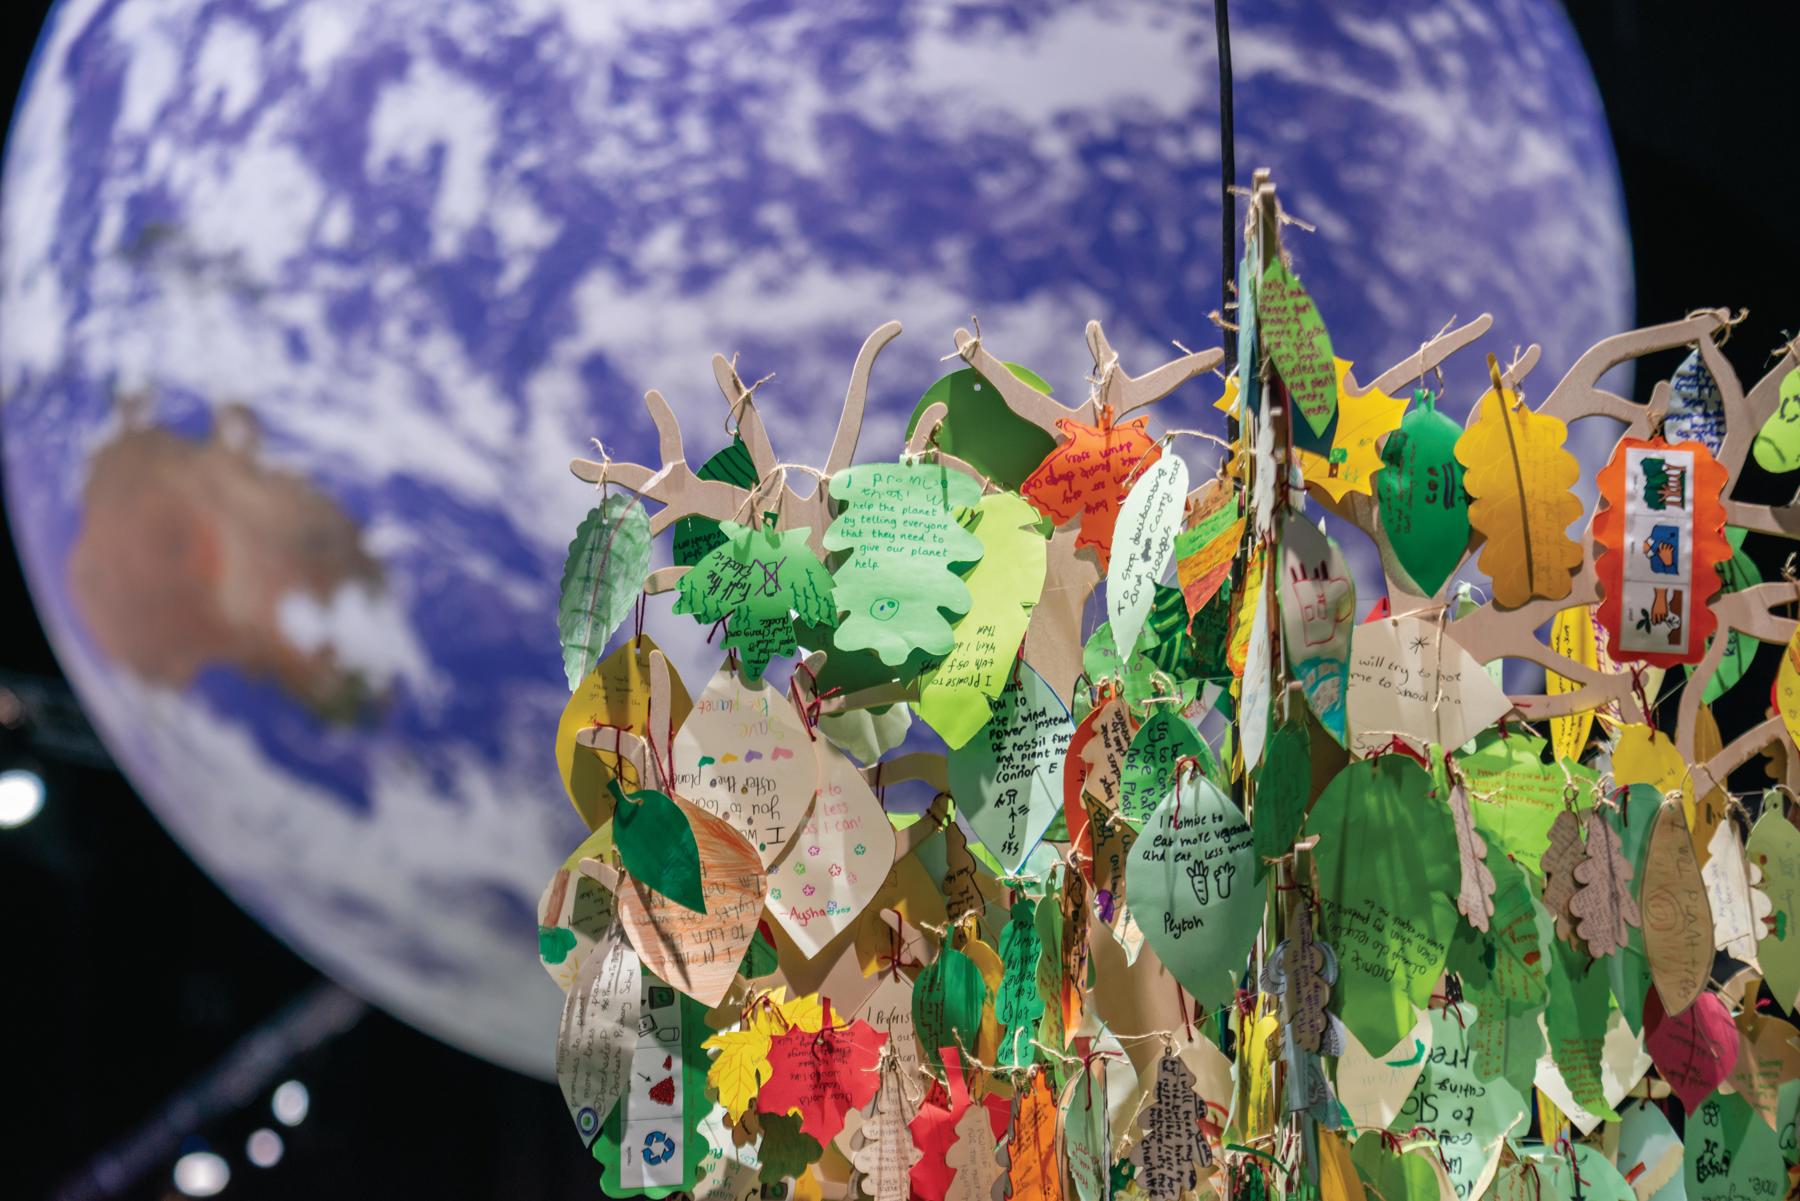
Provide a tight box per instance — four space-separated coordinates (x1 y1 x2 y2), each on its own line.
672 521 836 682
1126 772 1261 1012
917 491 1049 748
610 780 706 915
671 438 757 567
1545 940 1618 1120
1746 806 1800 1013
1118 708 1205 830
947 662 1072 872
1603 784 1659 1032
1751 366 1800 473
1376 393 1471 599
1392 1004 1528 1200
1684 1093 1788 1201
907 363 1058 491
1462 852 1552 1089
1685 531 1761 703
824 460 985 667
1062 1062 1112 1201
738 924 779 979
1308 756 1462 1052
756 1111 824 1187
1251 714 1310 879
1351 1134 1440 1201
595 981 714 1198
913 944 987 1065
1258 259 1339 438
558 494 653 690
996 899 1046 1068
1524 1143 1636 1201
1456 730 1597 875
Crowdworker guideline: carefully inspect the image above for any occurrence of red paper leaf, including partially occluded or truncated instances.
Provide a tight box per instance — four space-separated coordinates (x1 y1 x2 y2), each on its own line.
757 1016 889 1144
1643 989 1738 1113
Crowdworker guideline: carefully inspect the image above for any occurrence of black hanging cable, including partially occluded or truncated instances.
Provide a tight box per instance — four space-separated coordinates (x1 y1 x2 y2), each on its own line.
1216 0 1236 383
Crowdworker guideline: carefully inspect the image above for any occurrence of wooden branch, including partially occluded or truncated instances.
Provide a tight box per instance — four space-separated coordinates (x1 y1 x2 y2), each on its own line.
1356 313 1495 398
1538 309 1729 429
828 320 903 475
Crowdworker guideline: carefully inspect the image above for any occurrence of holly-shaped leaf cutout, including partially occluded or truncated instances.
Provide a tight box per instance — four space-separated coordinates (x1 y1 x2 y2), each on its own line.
824 459 985 667
1375 390 1469 598
610 779 706 914
672 520 836 682
1000 1069 1064 1201
558 493 654 690
942 1093 1005 1201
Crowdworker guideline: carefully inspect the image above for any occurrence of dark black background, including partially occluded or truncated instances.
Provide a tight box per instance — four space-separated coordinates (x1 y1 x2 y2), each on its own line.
1 3 1796 1198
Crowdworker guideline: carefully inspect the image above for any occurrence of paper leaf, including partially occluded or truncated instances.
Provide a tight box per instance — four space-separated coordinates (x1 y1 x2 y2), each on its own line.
1702 820 1771 967
1279 519 1354 739
671 438 757 567
853 974 923 1087
1750 365 1800 473
765 741 896 959
1665 348 1726 454
1641 800 1715 1017
1350 1133 1445 1201
1258 259 1338 438
824 460 986 666
1546 605 1608 763
1251 713 1310 880
1297 363 1409 502
1448 778 1497 931
1541 807 1587 943
1345 616 1510 757
559 494 653 690
1724 1011 1800 1131
913 944 987 1065
1059 1061 1111 1201
1464 852 1552 1090
1683 1093 1790 1201
1108 455 1188 661
673 665 821 866
1264 904 1334 1054
850 1055 922 1201
909 361 1058 489
1000 1069 1063 1201
614 796 767 1007
1174 479 1243 619
1569 808 1643 958
1118 708 1204 832
1336 1011 1433 1131
757 1112 824 1188
1067 695 1133 893
942 1093 1004 1201
1455 373 1584 609
1129 1050 1211 1201
1594 438 1729 668
947 663 1072 873
1021 415 1159 568
1308 755 1462 1052
673 521 837 681
1125 772 1260 1012
555 924 641 1146
995 899 1046 1068
942 820 986 930
701 1026 773 1125
1644 988 1738 1113
1375 391 1470 598
918 491 1049 748
595 984 713 1198
612 779 707 914
758 1015 888 1145
1395 1003 1528 1201
1744 806 1800 1011
558 636 695 829
1544 940 1619 1120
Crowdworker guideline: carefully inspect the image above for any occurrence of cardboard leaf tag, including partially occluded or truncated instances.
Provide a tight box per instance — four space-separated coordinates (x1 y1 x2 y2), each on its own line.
1308 755 1462 1052
673 665 821 866
1594 438 1729 667
558 636 695 829
1745 806 1800 1010
1001 1068 1064 1201
559 493 653 690
1345 616 1509 757
538 848 620 989
1541 808 1587 943
1021 414 1160 568
943 1090 1005 1201
1258 258 1338 438
1108 455 1188 661
850 1052 922 1201
1376 391 1471 598
1130 1050 1211 1201
765 740 896 959
1394 1003 1528 1201
612 780 707 914
1174 479 1243 619
918 491 1049 749
1750 365 1800 473
948 662 1073 873
1641 800 1715 1017
1118 708 1204 831
1569 808 1643 958
613 796 768 1007
758 1011 889 1145
1616 1101 1685 1201
1683 1093 1789 1201
1279 518 1354 740
1724 1011 1800 1131
1448 778 1498 931
672 521 837 682
1455 366 1584 608
1059 1060 1112 1201
1644 988 1738 1113
556 923 641 1146
913 944 987 1065
995 899 1046 1068
1665 348 1726 455
1702 821 1772 967
825 459 986 667
1125 772 1260 1012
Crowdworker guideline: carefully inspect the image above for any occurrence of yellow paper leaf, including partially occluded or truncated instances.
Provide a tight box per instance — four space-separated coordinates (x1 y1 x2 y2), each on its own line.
703 1028 774 1123
1547 605 1598 762
1216 359 1405 502
1319 1130 1367 1201
1613 724 1685 796
1455 373 1584 609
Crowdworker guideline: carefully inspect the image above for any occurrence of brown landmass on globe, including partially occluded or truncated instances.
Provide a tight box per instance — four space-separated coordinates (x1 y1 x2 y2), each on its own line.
67 401 384 718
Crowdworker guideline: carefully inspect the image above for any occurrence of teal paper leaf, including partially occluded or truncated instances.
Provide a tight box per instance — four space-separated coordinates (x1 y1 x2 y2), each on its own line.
558 494 652 690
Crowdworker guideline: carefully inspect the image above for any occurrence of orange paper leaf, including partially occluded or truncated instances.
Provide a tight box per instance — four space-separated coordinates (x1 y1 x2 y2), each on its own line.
1021 415 1159 568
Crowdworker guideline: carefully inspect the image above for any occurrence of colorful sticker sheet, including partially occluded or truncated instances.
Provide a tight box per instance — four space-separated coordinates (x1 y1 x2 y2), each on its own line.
542 186 1800 1201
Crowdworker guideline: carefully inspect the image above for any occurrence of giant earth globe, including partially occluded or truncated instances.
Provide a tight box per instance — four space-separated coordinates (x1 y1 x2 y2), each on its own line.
0 0 1628 1074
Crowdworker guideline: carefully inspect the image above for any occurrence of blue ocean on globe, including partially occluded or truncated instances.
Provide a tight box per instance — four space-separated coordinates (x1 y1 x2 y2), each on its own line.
0 0 1627 1074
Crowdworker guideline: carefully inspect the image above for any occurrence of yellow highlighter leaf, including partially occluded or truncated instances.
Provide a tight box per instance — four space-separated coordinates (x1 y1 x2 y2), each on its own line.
1455 360 1584 609
1547 604 1606 762
917 491 1049 749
